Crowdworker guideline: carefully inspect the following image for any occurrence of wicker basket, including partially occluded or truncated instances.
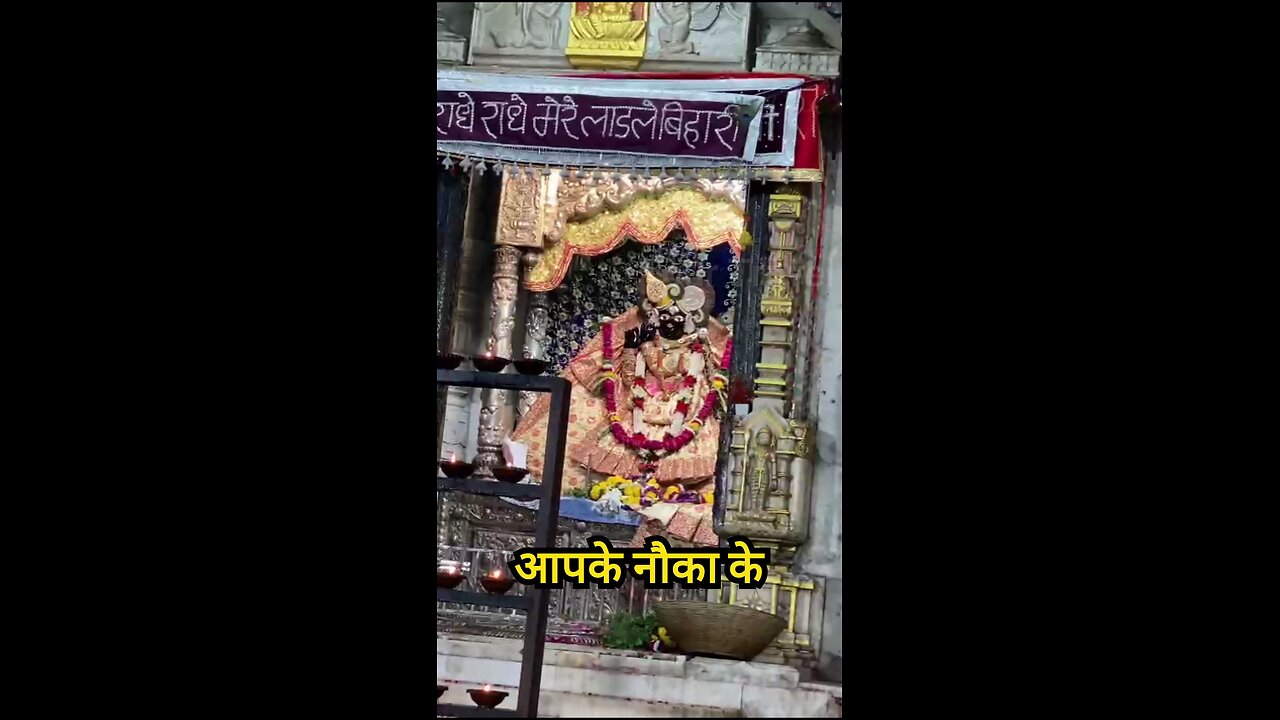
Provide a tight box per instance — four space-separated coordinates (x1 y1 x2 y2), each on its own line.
654 601 786 661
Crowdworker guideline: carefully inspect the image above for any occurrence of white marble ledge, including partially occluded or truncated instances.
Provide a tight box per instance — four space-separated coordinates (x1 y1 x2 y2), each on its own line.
437 634 842 718
800 680 842 698
437 634 811 689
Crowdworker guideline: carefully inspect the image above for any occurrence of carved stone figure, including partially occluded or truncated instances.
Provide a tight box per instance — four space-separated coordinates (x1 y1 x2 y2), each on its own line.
656 2 695 56
479 2 528 48
524 2 563 49
749 427 775 512
640 1 751 71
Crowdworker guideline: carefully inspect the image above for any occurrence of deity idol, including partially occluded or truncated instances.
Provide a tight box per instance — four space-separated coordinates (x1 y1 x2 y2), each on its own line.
510 270 732 547
569 2 648 49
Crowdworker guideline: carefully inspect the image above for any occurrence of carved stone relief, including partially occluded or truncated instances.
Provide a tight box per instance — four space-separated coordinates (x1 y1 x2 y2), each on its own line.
438 4 476 65
655 2 694 56
471 2 573 68
469 1 749 71
753 187 803 409
754 19 840 77
525 2 565 48
754 5 840 51
497 170 546 249
643 1 751 71
717 405 812 570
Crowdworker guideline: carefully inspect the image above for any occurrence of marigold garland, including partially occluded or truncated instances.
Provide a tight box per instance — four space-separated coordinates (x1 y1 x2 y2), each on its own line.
600 321 732 458
587 475 709 508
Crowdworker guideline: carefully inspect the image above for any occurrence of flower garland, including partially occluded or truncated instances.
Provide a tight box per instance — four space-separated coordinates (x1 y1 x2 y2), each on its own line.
590 475 643 504
600 322 732 458
590 476 713 509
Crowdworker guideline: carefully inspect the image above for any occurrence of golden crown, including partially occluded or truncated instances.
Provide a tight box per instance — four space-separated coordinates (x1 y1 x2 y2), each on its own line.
644 270 673 308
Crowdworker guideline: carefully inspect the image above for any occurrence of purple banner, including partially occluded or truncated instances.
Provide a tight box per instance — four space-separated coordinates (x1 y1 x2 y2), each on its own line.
746 90 790 157
436 90 751 159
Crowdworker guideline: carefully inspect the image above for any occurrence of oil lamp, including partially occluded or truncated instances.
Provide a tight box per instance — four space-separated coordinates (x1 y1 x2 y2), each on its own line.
513 357 547 375
468 685 508 709
490 465 529 483
436 561 464 589
438 452 475 479
472 350 510 373
480 567 514 595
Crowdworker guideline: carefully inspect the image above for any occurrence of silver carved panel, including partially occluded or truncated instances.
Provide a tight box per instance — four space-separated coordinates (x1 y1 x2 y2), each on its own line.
439 496 646 627
475 246 523 474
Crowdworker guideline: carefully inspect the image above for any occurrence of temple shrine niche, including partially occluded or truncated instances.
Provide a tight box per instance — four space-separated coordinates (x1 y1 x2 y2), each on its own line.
437 3 843 708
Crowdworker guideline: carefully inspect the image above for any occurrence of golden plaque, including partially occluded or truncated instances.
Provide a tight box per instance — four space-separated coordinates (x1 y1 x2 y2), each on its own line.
566 2 650 70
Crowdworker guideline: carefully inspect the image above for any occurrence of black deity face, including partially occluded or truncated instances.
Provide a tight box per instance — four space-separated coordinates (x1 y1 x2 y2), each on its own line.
655 307 687 340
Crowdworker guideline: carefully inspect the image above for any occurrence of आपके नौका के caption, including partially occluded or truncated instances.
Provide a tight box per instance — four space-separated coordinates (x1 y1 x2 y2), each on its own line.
505 535 769 590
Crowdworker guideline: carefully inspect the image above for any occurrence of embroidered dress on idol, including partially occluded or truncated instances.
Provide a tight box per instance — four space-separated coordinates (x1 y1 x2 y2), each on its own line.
510 270 732 547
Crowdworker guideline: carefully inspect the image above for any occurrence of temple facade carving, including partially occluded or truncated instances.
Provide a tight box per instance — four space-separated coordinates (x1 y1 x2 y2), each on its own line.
755 20 840 76
436 4 474 65
468 0 752 71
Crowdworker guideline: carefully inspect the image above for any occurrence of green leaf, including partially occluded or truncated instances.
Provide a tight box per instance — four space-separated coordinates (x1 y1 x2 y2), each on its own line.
602 610 660 650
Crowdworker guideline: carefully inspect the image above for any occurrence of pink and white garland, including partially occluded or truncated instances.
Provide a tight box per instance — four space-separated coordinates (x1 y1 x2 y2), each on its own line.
600 322 732 458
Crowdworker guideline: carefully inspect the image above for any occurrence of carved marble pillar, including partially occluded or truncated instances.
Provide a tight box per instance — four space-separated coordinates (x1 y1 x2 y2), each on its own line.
755 187 803 410
474 245 522 475
518 251 549 418
718 186 812 573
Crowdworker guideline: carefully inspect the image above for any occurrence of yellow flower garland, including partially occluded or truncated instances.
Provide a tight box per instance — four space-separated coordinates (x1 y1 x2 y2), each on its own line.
589 475 644 505
590 476 713 507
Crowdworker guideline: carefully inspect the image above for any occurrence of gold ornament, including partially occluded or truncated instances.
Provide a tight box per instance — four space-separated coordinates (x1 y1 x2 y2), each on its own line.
566 2 649 70
645 270 673 308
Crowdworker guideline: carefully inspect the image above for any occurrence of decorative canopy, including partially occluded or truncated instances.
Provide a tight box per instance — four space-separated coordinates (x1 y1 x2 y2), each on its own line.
524 175 746 292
